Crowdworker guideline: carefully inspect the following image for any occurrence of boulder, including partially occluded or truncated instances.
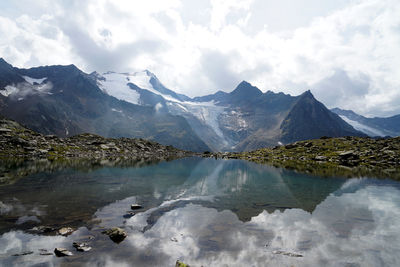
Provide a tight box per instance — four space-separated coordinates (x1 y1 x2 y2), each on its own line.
314 155 327 161
102 227 127 243
284 143 298 149
130 204 142 210
58 227 74 236
338 150 359 160
123 211 136 219
73 242 91 252
54 248 73 257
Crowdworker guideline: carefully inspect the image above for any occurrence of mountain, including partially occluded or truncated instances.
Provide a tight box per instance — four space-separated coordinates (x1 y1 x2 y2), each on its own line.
331 108 400 137
280 91 364 144
0 59 209 152
0 58 366 152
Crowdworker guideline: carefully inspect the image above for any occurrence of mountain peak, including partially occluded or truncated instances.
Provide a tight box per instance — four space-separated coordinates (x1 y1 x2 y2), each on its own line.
144 69 156 78
300 90 314 98
231 81 262 99
0 58 14 70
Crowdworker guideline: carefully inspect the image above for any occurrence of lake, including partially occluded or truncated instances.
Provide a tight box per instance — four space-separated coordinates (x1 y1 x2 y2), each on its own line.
0 157 399 266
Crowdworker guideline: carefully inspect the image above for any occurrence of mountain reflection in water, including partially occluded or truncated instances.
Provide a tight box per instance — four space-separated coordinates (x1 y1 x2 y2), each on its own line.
0 157 399 266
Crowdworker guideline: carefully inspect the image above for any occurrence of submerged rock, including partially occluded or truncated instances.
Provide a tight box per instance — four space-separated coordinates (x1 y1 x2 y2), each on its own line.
123 211 136 219
58 227 74 236
272 250 303 257
12 251 34 256
31 225 56 234
102 227 127 243
73 242 92 252
39 249 53 256
54 248 73 257
130 204 142 210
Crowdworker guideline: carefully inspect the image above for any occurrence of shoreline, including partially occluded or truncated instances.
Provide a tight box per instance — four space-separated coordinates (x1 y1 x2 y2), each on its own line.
204 136 400 180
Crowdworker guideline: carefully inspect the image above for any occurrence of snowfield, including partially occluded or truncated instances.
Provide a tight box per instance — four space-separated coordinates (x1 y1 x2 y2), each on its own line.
339 115 385 137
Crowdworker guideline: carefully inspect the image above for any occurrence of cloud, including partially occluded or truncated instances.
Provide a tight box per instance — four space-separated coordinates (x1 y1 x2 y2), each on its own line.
0 0 400 116
312 69 370 108
2 181 398 266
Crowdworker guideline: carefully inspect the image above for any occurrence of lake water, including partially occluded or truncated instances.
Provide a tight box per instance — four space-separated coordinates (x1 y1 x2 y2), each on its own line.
0 157 399 266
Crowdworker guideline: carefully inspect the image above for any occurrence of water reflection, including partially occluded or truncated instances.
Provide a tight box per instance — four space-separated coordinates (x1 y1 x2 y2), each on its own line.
1 181 400 266
0 158 346 234
0 158 399 266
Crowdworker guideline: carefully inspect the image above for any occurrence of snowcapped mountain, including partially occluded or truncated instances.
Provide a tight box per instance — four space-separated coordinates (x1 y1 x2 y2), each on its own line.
331 108 400 137
0 58 368 152
0 59 210 152
94 70 234 150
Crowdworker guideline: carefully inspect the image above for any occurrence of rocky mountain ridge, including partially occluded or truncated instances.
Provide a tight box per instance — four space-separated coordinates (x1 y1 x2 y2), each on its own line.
332 107 400 137
0 58 369 152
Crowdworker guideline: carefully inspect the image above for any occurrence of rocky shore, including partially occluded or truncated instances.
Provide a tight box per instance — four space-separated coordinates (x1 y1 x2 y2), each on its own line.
0 118 191 161
206 136 400 180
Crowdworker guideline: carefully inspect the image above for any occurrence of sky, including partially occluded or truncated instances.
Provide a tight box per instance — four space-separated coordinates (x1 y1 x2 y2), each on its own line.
0 0 399 117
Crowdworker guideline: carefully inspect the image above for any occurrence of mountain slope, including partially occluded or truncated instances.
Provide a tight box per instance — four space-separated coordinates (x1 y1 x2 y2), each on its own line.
0 59 210 152
280 91 366 144
0 58 368 152
331 108 400 137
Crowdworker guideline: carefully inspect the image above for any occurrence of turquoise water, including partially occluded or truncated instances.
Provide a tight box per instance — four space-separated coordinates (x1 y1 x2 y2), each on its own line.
0 157 399 266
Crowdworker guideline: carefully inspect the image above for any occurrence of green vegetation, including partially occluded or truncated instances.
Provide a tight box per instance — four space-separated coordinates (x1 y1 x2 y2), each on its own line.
209 136 400 180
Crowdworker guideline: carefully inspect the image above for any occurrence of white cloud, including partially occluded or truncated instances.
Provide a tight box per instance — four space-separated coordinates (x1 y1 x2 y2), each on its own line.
0 0 399 116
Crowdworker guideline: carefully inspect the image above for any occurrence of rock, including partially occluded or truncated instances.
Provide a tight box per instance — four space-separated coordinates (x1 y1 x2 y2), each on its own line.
58 227 74 236
272 250 303 257
73 242 91 252
314 155 327 161
176 260 190 267
338 150 359 160
319 136 331 140
304 142 313 148
102 227 127 243
130 204 142 210
54 248 73 257
31 226 56 234
12 251 34 256
39 249 53 256
284 143 298 149
123 211 136 219
170 237 178 242
0 128 12 133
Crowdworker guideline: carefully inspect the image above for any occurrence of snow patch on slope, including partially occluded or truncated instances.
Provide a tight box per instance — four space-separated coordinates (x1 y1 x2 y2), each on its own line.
0 80 52 97
180 101 226 140
339 115 385 137
98 72 140 105
128 71 179 102
22 76 47 85
0 86 18 97
98 71 182 105
98 70 230 147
